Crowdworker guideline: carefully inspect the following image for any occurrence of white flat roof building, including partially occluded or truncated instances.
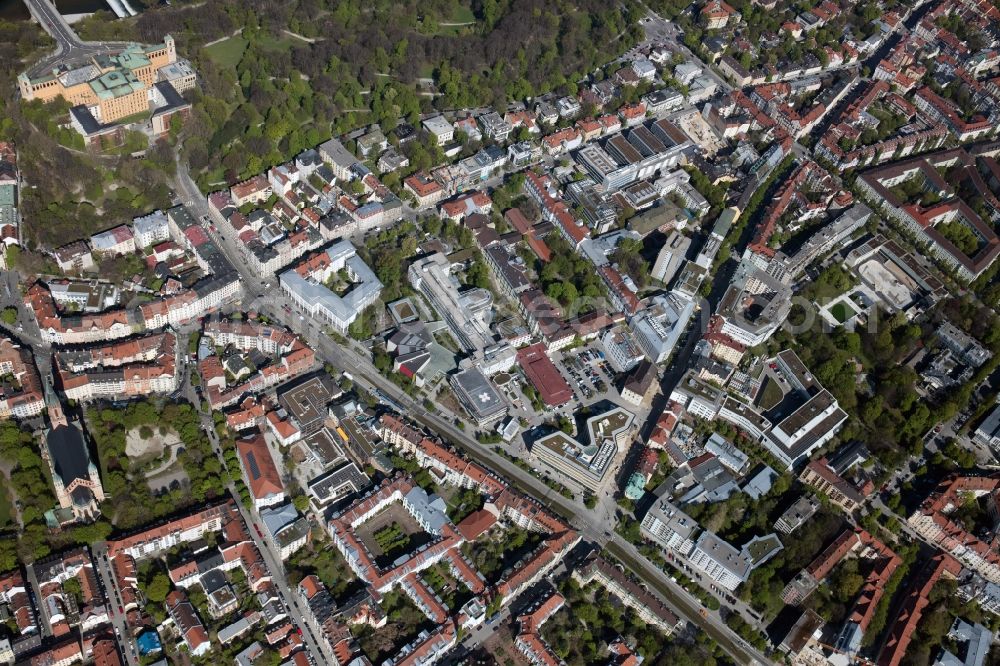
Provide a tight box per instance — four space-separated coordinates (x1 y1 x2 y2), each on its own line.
973 404 1000 449
640 496 698 556
630 292 695 364
408 252 493 353
935 618 991 666
532 407 635 491
704 433 750 475
279 240 383 333
450 368 507 427
132 209 170 248
689 532 752 592
422 115 455 145
763 389 848 469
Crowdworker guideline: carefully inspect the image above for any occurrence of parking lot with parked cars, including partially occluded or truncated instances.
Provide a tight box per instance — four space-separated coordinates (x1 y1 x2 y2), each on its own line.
555 346 615 401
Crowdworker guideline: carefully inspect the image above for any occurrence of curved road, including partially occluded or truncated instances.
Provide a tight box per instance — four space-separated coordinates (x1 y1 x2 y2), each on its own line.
23 0 77 55
22 0 134 77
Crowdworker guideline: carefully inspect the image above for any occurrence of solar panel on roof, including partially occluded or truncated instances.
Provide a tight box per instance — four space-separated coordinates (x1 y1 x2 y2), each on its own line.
246 451 262 480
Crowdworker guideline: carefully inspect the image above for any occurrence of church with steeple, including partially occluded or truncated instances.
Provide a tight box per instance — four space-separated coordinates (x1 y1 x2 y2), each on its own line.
41 381 104 524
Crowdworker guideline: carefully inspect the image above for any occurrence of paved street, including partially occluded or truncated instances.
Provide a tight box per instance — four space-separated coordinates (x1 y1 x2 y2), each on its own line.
22 0 76 61
86 404 336 665
21 0 132 77
0 269 45 350
73 325 335 664
23 564 52 640
166 142 777 663
174 153 268 296
633 1 733 95
802 1 936 144
190 376 339 665
452 605 513 658
90 544 142 666
5 0 994 664
253 292 772 666
606 539 765 661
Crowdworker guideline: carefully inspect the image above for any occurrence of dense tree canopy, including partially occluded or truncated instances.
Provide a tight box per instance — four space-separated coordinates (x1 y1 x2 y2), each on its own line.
87 399 226 529
78 0 641 190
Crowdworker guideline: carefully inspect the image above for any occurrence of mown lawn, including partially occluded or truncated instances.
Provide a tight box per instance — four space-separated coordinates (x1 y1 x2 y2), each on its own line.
204 36 249 68
256 33 298 52
830 300 859 324
449 5 475 22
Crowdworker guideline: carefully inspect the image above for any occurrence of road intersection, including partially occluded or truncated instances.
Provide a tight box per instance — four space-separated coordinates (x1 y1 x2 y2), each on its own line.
22 0 138 78
221 283 771 663
170 142 777 664
0 24 785 652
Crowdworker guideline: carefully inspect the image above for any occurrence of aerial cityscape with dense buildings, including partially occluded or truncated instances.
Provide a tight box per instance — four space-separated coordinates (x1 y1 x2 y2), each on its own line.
0 0 999 664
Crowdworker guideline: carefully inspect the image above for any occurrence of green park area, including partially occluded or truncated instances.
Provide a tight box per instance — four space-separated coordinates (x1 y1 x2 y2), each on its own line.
204 36 248 68
205 31 297 68
829 300 859 324
936 219 983 257
373 522 412 559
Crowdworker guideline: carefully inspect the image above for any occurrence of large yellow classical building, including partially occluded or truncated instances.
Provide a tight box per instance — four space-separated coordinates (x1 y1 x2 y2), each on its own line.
18 36 191 124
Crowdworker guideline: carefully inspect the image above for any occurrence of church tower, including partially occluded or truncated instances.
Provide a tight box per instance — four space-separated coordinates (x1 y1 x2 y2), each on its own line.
165 34 176 63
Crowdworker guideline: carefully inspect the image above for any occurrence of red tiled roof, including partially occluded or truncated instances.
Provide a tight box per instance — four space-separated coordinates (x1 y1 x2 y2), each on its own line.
848 533 901 633
805 528 860 580
516 343 573 406
440 190 492 218
497 531 578 599
166 589 210 652
92 639 123 666
749 160 819 257
393 624 456 666
877 554 961 666
525 230 552 263
803 458 865 505
619 103 647 120
443 549 486 594
456 509 497 541
517 633 561 666
517 590 565 634
912 474 1000 570
29 640 82 666
299 574 324 600
598 114 620 129
404 172 443 198
904 198 1000 275
542 127 581 150
916 86 990 134
524 171 589 245
184 226 210 247
231 175 270 201
505 208 533 235
108 502 234 559
598 265 641 315
494 488 572 533
422 438 506 497
236 434 283 500
701 0 737 17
